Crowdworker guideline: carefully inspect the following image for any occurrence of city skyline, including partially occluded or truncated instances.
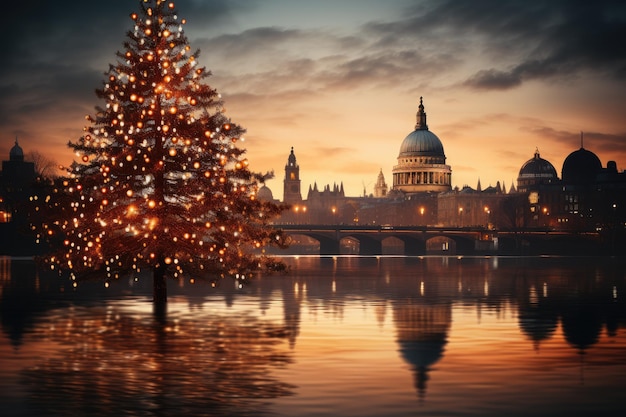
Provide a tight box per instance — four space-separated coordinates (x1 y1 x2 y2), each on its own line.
2 0 626 200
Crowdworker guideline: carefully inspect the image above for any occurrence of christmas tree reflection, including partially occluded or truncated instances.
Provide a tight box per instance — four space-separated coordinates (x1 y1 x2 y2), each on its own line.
22 304 295 416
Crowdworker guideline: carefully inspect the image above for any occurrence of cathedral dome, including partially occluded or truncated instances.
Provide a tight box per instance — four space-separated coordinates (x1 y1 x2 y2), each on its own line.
9 139 24 162
562 147 601 185
398 130 445 158
397 98 445 158
517 149 557 192
392 97 451 194
257 184 274 201
519 150 557 179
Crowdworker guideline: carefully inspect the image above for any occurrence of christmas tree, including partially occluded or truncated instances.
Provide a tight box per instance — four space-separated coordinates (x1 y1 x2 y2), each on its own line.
35 0 288 307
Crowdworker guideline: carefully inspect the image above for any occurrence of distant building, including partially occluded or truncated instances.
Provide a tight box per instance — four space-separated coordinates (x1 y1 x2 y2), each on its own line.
557 140 626 231
499 136 626 232
0 139 36 224
283 147 302 205
0 139 40 255
257 183 279 204
516 149 558 193
253 102 625 238
438 182 505 228
373 169 388 198
391 97 452 194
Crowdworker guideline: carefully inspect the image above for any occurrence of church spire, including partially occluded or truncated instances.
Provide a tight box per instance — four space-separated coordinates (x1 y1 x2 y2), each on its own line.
580 131 584 149
287 146 297 167
415 96 428 130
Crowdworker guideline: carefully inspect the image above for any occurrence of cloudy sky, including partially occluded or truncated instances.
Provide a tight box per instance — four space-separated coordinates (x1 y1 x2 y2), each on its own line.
2 0 625 199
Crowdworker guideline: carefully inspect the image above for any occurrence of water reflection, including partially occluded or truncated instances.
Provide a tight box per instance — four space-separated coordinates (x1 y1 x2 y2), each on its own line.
392 297 450 399
1 258 295 417
21 306 294 417
2 256 626 416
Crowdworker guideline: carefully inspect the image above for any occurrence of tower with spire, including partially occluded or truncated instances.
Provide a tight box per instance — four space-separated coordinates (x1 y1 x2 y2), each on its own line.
283 147 302 204
374 169 388 197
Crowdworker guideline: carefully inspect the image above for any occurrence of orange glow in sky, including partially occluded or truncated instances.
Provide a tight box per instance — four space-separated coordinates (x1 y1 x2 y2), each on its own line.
2 1 625 201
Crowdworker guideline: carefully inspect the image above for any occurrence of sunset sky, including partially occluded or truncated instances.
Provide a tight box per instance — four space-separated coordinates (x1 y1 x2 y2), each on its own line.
2 0 625 200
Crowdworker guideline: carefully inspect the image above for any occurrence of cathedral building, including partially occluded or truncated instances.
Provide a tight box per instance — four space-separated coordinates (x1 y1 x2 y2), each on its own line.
391 97 452 194
263 100 625 236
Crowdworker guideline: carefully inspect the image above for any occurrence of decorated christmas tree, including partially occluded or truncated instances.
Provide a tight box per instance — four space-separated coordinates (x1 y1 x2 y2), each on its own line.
34 0 288 306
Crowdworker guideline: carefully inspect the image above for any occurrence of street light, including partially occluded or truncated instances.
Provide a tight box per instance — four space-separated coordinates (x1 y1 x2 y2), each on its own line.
484 206 490 228
293 205 307 224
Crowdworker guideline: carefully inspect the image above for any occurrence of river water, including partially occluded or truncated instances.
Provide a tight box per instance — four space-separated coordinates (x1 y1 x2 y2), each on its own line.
1 255 625 417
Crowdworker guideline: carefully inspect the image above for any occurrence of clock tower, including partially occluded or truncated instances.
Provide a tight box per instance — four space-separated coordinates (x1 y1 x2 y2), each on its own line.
283 147 302 204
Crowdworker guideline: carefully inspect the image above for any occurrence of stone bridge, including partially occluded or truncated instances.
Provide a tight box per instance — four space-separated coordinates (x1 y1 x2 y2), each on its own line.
274 224 604 256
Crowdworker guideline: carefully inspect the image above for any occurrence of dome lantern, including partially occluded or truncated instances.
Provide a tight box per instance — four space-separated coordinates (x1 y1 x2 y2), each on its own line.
415 96 428 130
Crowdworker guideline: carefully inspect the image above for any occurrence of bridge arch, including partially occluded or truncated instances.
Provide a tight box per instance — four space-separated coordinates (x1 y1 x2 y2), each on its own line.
340 233 383 255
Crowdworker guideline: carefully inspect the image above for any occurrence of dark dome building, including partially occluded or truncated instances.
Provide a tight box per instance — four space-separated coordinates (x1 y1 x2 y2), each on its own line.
1 138 35 191
517 149 558 193
562 147 602 186
392 97 452 193
9 140 25 162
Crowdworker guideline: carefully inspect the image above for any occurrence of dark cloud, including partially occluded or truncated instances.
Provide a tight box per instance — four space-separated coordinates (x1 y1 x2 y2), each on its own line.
366 0 626 90
203 27 304 56
325 49 461 90
1 0 253 138
2 0 625 189
527 126 626 163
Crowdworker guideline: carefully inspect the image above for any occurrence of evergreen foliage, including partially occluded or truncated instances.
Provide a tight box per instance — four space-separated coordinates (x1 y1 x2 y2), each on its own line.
33 0 288 302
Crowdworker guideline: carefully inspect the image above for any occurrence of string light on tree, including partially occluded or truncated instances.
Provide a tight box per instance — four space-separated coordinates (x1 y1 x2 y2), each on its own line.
33 0 288 309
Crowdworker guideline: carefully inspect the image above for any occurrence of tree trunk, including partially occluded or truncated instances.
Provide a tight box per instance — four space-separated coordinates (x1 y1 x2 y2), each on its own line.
153 264 167 322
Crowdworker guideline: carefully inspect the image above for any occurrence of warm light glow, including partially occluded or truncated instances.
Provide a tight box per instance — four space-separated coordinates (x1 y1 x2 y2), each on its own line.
26 0 286 291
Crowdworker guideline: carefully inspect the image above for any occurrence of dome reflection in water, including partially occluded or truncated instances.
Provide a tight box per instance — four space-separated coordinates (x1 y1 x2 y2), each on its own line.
1 255 626 417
